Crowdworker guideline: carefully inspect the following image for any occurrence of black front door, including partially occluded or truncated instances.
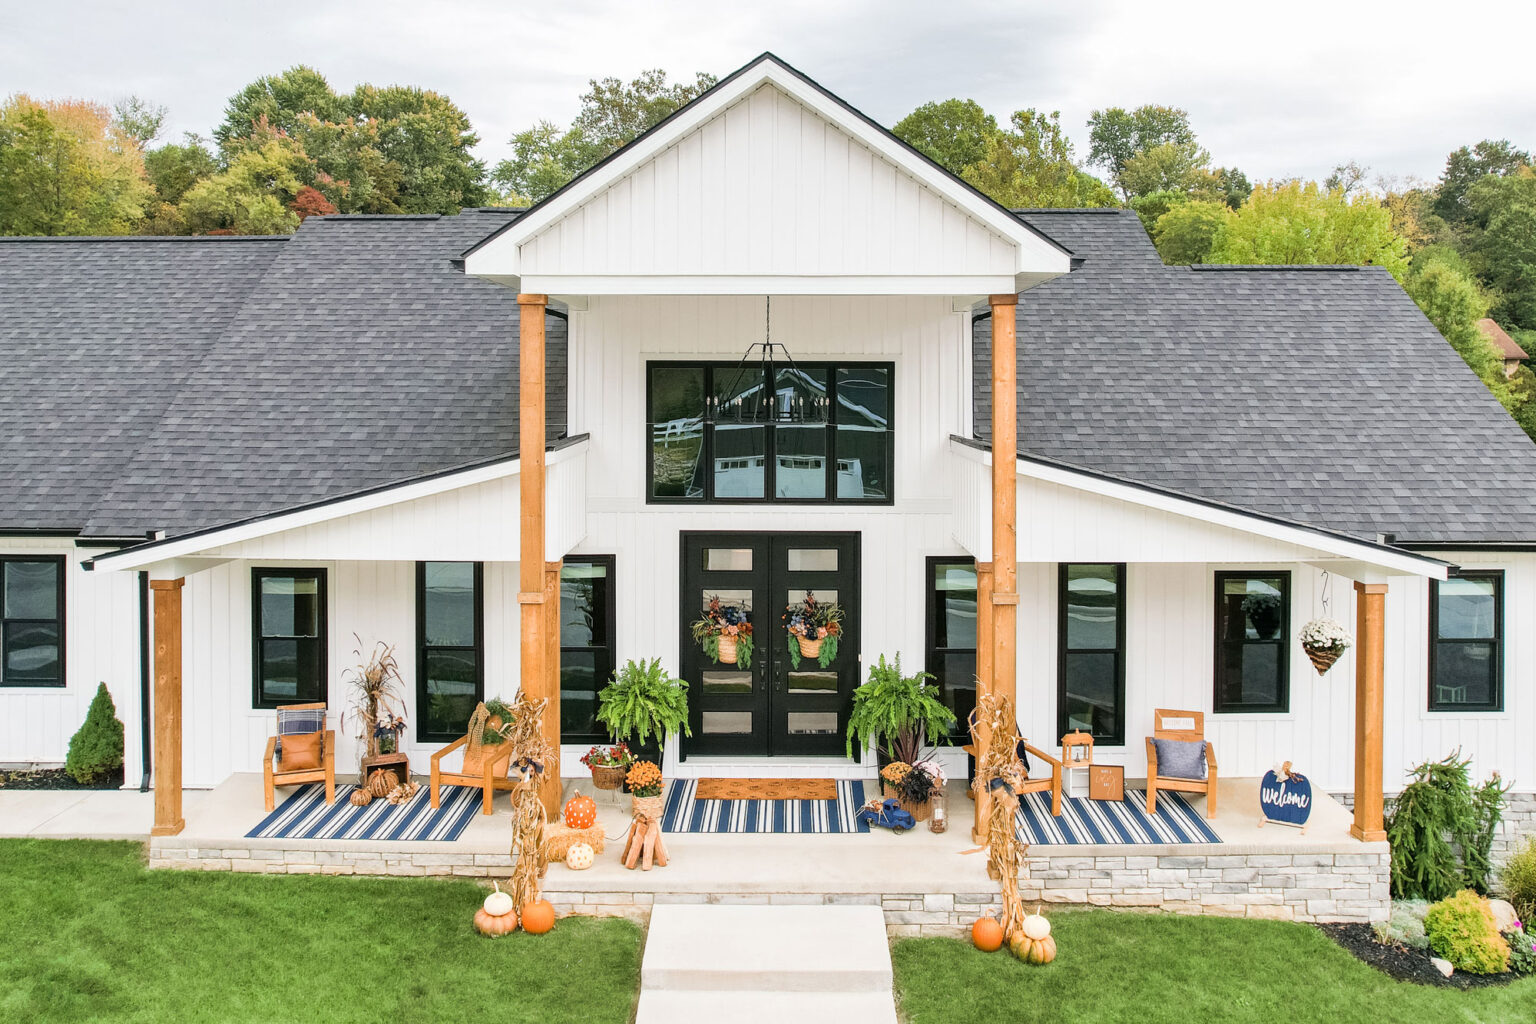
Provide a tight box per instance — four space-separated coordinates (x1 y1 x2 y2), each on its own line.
680 532 861 758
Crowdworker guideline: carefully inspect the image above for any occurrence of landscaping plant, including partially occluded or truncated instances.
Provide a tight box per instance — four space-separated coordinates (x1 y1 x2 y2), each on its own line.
1370 899 1430 950
1424 889 1510 974
1500 836 1536 926
1385 750 1507 899
845 654 955 762
596 658 691 752
64 683 124 785
1507 923 1536 975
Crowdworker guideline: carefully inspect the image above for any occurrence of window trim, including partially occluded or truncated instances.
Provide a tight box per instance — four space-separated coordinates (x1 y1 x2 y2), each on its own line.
644 360 896 506
925 556 978 740
251 567 328 710
1212 570 1291 714
1056 562 1127 745
0 554 66 689
559 555 618 745
415 561 486 744
1428 569 1504 713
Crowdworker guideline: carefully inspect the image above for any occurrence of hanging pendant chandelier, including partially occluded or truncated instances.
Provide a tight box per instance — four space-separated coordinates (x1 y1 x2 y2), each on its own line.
705 296 829 425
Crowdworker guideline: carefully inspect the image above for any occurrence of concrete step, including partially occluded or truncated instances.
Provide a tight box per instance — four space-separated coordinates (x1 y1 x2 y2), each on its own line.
635 989 898 1024
641 904 893 993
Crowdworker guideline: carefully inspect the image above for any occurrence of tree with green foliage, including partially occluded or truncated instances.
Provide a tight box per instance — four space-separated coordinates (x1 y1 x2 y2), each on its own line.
893 98 998 176
1432 138 1530 224
1086 104 1199 199
144 135 218 206
65 683 125 785
958 109 1117 209
1205 180 1409 279
0 95 152 235
214 65 342 152
1118 140 1218 200
178 138 307 234
1462 169 1536 330
1151 199 1228 265
111 96 167 149
493 69 716 205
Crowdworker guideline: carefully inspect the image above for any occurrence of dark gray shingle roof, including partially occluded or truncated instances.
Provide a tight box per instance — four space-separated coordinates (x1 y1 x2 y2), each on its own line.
974 209 1536 544
0 236 285 532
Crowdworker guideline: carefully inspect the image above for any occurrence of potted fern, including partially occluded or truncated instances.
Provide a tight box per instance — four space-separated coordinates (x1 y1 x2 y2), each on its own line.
596 658 693 756
846 655 955 817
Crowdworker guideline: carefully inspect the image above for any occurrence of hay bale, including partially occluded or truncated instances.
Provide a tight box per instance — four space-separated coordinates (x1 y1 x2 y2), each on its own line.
542 822 606 860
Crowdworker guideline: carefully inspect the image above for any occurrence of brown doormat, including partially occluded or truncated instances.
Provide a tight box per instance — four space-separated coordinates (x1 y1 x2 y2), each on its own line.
694 778 838 801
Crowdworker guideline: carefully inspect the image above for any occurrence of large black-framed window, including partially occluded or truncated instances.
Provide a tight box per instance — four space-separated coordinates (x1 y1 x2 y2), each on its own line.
1429 570 1503 712
252 568 327 709
646 361 894 504
1 555 65 687
416 562 484 743
560 556 616 744
1058 563 1126 744
1213 571 1290 713
925 558 977 738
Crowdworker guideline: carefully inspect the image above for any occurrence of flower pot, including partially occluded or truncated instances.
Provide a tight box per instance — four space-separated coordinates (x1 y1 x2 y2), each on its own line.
632 790 665 821
591 763 627 791
796 635 823 659
1304 644 1343 675
882 783 933 822
717 635 739 665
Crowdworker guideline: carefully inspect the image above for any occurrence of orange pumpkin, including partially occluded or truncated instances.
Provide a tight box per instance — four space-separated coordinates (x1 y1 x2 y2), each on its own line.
971 915 1004 952
474 907 517 937
520 899 556 935
563 794 597 830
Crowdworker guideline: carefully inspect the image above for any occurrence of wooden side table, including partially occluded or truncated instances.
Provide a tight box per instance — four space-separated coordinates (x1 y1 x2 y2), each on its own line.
360 752 410 786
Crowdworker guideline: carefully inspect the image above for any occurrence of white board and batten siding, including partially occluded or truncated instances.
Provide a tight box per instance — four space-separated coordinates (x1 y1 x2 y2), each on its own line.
0 536 144 782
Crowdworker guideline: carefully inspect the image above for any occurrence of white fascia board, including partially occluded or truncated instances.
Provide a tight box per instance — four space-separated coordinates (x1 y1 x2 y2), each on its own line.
464 58 1072 284
949 440 1449 579
520 274 1017 297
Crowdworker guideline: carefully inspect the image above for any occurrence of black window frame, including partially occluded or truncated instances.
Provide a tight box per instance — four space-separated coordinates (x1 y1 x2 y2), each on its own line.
1057 562 1127 745
1428 569 1504 712
1212 570 1291 714
559 555 617 745
925 557 978 740
0 554 66 688
251 567 328 710
645 360 895 506
415 561 486 744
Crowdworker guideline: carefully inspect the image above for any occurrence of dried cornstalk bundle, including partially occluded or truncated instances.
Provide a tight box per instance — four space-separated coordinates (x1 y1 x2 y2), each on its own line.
502 692 554 776
508 768 549 908
972 691 1029 940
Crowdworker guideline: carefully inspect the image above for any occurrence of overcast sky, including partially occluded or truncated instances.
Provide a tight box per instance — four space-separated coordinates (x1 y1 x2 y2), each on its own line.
3 0 1531 187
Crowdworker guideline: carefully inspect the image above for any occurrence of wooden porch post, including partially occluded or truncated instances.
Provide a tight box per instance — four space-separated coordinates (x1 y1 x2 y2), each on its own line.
1351 581 1388 842
544 559 563 799
149 578 185 837
972 561 994 844
517 293 560 816
989 294 1019 711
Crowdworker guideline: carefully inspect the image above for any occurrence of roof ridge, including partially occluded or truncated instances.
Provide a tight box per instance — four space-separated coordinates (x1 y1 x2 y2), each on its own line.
1189 264 1366 272
0 235 289 243
1010 207 1128 215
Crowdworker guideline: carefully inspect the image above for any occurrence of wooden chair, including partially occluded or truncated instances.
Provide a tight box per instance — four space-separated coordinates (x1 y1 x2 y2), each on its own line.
263 702 336 812
1145 708 1218 819
430 732 518 815
964 717 1063 816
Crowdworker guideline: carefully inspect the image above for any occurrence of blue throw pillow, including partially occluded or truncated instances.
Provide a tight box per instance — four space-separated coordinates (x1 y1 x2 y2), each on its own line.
1151 737 1207 780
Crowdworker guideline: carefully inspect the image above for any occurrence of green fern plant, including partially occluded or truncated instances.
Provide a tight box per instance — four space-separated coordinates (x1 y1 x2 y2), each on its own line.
845 654 954 762
596 658 692 753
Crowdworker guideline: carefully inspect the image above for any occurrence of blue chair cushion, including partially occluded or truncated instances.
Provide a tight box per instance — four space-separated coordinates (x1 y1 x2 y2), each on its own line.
1150 737 1207 780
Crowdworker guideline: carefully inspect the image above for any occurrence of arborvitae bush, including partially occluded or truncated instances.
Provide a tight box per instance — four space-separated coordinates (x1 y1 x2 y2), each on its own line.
1386 751 1507 900
64 683 124 785
1425 890 1510 974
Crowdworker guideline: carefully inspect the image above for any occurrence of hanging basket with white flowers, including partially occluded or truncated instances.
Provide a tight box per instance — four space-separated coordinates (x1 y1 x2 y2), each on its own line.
1298 618 1351 675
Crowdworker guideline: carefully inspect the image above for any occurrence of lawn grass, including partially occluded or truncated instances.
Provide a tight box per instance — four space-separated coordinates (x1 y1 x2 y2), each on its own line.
0 839 642 1024
892 911 1535 1024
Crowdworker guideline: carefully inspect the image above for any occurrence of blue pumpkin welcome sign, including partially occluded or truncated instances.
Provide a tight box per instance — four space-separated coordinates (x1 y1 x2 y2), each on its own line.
1259 762 1312 830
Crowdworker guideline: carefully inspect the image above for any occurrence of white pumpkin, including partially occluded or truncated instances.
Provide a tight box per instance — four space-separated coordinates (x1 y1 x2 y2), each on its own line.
483 882 515 917
565 842 595 871
1021 906 1051 940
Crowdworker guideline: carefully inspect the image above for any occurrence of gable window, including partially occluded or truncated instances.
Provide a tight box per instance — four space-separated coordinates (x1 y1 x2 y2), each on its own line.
1058 564 1126 744
1429 570 1503 712
925 559 977 737
1213 571 1290 713
647 361 893 504
1 556 65 687
559 557 616 744
252 568 326 708
417 562 484 743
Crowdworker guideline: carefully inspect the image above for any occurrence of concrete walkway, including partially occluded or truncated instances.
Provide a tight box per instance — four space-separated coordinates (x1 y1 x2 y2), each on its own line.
0 787 170 840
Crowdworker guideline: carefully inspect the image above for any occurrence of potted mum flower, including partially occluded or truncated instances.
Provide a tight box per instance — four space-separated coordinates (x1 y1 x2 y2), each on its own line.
691 595 754 667
626 760 665 819
1299 617 1352 675
579 742 634 790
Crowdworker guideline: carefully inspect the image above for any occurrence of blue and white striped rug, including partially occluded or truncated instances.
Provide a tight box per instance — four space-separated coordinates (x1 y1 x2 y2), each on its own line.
661 779 871 833
247 783 481 842
1015 789 1222 845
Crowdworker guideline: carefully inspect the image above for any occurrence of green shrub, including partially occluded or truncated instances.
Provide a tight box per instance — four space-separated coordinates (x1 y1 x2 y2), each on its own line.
1386 750 1507 899
64 683 124 784
1425 890 1510 974
1500 837 1536 927
1371 900 1430 950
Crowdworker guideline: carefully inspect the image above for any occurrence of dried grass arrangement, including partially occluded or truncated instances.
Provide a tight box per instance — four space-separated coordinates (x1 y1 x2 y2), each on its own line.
340 637 407 775
972 690 1029 942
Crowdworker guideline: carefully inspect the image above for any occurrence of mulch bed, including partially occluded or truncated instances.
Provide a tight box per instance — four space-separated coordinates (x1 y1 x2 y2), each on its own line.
1319 923 1524 989
0 766 124 791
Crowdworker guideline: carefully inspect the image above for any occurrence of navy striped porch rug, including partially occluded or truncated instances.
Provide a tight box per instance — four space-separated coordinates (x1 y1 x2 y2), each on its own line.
1015 789 1222 845
661 779 871 833
246 783 481 842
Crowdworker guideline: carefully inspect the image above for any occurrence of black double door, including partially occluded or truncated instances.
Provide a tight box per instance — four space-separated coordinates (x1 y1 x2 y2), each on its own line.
680 532 860 758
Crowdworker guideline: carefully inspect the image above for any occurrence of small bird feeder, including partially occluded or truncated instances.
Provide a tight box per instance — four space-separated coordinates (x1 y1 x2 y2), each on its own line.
1062 730 1094 766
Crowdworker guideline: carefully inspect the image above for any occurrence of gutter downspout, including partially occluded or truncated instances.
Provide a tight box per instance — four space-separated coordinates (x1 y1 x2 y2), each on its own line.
138 570 151 792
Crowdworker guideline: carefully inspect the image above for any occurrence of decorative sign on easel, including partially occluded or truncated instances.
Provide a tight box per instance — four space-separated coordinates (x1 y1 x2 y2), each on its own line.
1258 761 1312 832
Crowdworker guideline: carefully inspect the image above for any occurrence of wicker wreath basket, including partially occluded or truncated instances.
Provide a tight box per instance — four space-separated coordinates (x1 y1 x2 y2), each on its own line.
1304 644 1344 675
717 635 739 664
796 635 824 659
591 763 628 791
882 784 933 822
